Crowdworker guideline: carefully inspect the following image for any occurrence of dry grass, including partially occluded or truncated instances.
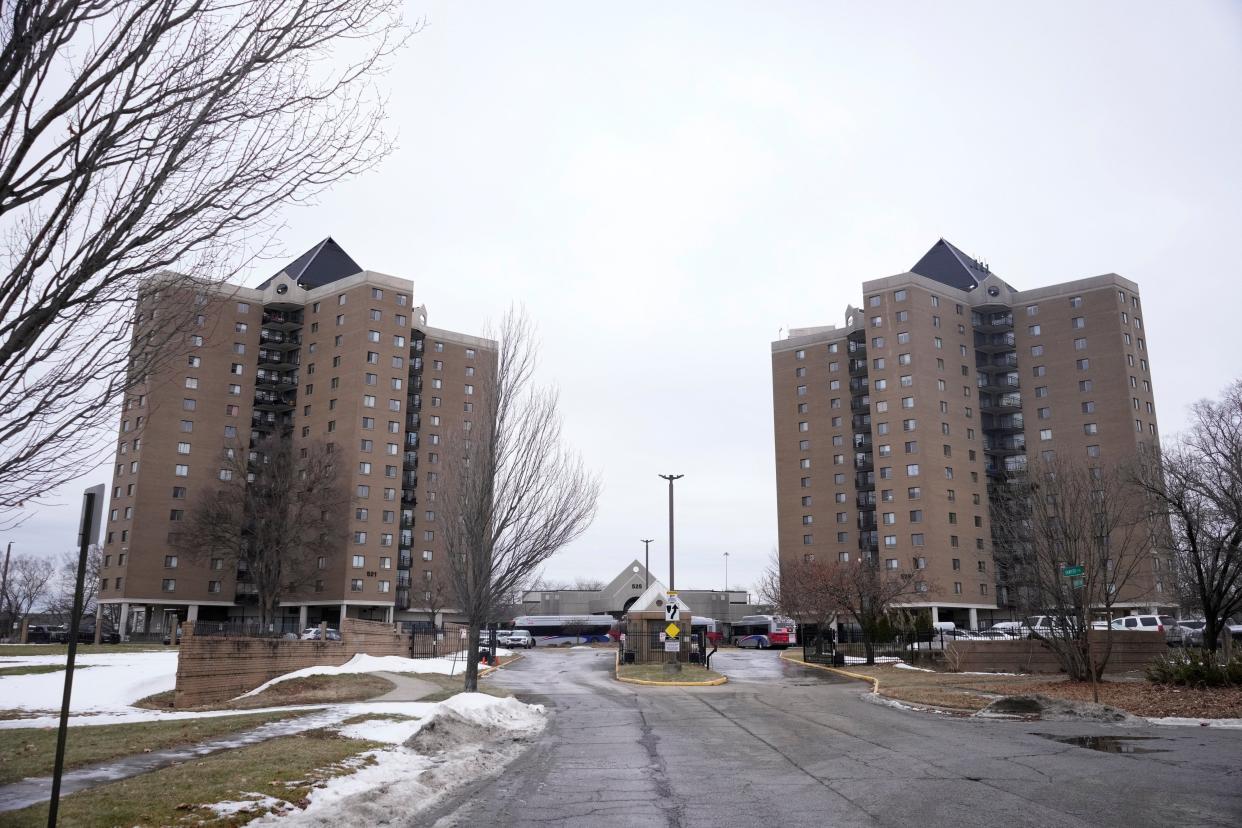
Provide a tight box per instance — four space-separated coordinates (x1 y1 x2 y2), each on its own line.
616 663 725 684
787 653 1242 718
135 673 397 712
0 664 73 677
2 728 380 827
0 710 304 786
0 643 170 656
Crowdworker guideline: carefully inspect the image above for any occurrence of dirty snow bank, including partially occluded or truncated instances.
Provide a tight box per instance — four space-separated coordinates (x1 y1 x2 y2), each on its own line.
1148 716 1242 730
239 651 514 699
247 694 546 825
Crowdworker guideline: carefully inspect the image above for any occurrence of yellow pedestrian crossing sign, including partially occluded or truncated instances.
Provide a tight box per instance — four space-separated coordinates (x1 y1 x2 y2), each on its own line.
665 622 680 638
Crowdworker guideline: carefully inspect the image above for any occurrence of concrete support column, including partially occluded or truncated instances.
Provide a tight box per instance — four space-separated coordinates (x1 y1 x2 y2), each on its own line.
118 602 130 640
94 603 103 644
298 605 308 630
386 605 394 624
142 606 151 633
930 606 940 626
968 608 978 631
340 602 347 624
187 604 199 622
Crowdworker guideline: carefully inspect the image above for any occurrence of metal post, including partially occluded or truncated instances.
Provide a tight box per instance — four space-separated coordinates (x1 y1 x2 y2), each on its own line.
640 539 653 591
724 551 729 592
658 474 683 590
49 484 103 827
0 541 11 641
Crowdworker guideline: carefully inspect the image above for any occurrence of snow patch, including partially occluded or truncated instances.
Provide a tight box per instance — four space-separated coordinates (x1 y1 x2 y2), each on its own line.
1148 716 1242 730
843 655 900 665
237 651 513 699
208 793 292 818
0 651 178 714
894 662 935 672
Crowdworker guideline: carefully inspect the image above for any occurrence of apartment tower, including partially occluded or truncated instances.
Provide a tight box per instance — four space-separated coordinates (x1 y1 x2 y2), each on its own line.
770 240 1173 629
98 239 493 637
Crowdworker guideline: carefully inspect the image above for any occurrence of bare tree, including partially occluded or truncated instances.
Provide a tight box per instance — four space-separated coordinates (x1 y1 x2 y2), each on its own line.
1134 381 1242 656
176 435 348 628
0 1 409 521
993 457 1158 688
444 310 600 691
46 546 105 622
572 577 606 591
6 554 56 619
754 552 782 609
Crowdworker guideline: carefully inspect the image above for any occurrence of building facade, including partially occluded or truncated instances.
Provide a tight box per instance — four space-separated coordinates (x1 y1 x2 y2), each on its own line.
98 239 494 637
770 240 1173 630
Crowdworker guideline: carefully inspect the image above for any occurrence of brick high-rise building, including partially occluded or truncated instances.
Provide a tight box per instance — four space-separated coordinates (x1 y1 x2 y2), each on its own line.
98 238 494 637
770 240 1173 630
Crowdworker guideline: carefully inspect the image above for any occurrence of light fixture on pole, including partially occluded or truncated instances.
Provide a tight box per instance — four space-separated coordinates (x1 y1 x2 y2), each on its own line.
640 539 653 591
657 474 683 590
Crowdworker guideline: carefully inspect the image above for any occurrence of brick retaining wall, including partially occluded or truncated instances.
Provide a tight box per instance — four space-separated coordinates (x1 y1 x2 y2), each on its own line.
946 630 1166 674
173 618 462 707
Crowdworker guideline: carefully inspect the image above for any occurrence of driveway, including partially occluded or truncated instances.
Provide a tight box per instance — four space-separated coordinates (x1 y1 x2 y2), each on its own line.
425 647 1242 827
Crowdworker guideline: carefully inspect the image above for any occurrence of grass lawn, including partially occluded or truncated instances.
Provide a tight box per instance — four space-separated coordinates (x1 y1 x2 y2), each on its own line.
3 728 380 827
0 643 172 657
0 710 305 786
617 663 725 684
0 664 77 677
135 673 398 712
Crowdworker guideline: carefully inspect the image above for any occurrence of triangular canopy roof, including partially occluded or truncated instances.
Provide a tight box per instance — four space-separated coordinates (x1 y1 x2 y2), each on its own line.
910 238 993 291
626 579 692 614
257 237 363 290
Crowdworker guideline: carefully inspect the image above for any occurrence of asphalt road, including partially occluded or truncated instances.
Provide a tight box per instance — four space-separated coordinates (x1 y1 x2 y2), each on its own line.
426 647 1242 828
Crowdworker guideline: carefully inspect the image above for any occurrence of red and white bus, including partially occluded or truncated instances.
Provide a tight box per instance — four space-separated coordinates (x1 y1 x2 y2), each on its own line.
731 615 797 649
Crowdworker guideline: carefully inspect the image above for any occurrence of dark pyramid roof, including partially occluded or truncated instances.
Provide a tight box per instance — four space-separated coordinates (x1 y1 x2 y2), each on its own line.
910 239 993 291
257 237 363 290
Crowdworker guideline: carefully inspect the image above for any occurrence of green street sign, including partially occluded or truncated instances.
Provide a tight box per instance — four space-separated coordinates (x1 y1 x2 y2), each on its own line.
1062 565 1085 578
1071 577 1085 590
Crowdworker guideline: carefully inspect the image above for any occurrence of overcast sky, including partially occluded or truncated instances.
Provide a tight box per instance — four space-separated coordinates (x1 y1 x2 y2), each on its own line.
10 1 1242 598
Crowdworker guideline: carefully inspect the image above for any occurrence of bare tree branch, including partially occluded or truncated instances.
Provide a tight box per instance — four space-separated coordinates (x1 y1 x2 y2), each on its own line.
0 1 411 515
442 308 601 691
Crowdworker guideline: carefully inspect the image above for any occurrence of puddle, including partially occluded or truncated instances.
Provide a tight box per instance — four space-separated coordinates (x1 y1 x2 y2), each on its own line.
1035 733 1167 754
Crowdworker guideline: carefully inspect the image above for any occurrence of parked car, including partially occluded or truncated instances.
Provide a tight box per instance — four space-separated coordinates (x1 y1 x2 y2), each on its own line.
1183 618 1242 647
77 623 121 644
506 629 535 649
984 621 1028 638
299 627 342 641
1108 614 1166 635
24 624 52 644
162 626 183 645
494 629 513 646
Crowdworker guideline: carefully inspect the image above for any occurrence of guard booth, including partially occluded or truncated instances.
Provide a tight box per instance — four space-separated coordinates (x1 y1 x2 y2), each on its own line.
619 580 695 665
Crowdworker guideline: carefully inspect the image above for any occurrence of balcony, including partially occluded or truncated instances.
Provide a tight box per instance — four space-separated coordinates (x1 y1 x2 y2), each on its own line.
850 396 871 413
848 358 868 377
855 470 875 489
396 588 411 610
857 491 876 508
857 514 877 532
259 329 301 349
406 415 420 435
258 349 298 369
848 377 869 395
973 311 1014 332
854 451 873 471
253 390 296 411
847 340 866 356
398 552 413 569
852 434 872 451
851 414 871 431
974 331 1016 353
255 368 297 389
403 451 418 470
261 309 302 329
401 489 417 505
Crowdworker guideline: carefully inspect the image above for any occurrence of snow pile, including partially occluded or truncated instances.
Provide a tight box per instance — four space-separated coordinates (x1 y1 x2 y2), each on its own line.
0 651 178 714
1149 717 1242 730
843 655 900 665
248 694 546 826
209 794 292 818
238 650 514 698
894 662 935 673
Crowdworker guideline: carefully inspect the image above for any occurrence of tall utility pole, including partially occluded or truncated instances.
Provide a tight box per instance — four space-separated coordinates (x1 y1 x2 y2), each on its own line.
724 551 729 592
658 474 683 590
640 539 654 591
0 541 12 640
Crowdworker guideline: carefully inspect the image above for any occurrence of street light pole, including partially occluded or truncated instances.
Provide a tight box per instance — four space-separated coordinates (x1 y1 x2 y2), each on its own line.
658 475 683 590
0 541 12 640
640 539 654 591
724 551 729 592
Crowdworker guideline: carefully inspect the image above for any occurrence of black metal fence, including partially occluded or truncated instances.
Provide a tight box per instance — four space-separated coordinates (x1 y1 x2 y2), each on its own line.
803 626 1031 665
187 618 305 638
619 632 710 666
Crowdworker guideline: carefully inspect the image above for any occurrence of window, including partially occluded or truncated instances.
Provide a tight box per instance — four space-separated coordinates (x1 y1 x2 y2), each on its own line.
176 442 190 454
164 555 178 568
161 579 176 592
894 289 907 301
1028 324 1041 336
175 464 189 477
911 534 925 546
218 468 233 481
905 464 919 476
1073 337 1087 350
1076 358 1089 370
1039 428 1053 441
182 398 196 411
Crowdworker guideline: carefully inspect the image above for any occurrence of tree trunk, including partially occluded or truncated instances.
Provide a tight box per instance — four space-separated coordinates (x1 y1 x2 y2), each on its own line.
863 636 875 666
463 624 480 692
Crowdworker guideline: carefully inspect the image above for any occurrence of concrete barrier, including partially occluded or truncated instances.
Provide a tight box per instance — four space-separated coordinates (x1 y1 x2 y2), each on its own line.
173 618 462 707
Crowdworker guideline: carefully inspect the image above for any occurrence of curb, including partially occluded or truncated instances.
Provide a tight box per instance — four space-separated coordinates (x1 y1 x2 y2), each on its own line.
613 651 728 687
478 651 524 678
780 649 880 692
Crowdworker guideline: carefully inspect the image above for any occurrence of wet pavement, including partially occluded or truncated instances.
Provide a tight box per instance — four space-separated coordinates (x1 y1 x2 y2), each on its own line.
426 647 1242 828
